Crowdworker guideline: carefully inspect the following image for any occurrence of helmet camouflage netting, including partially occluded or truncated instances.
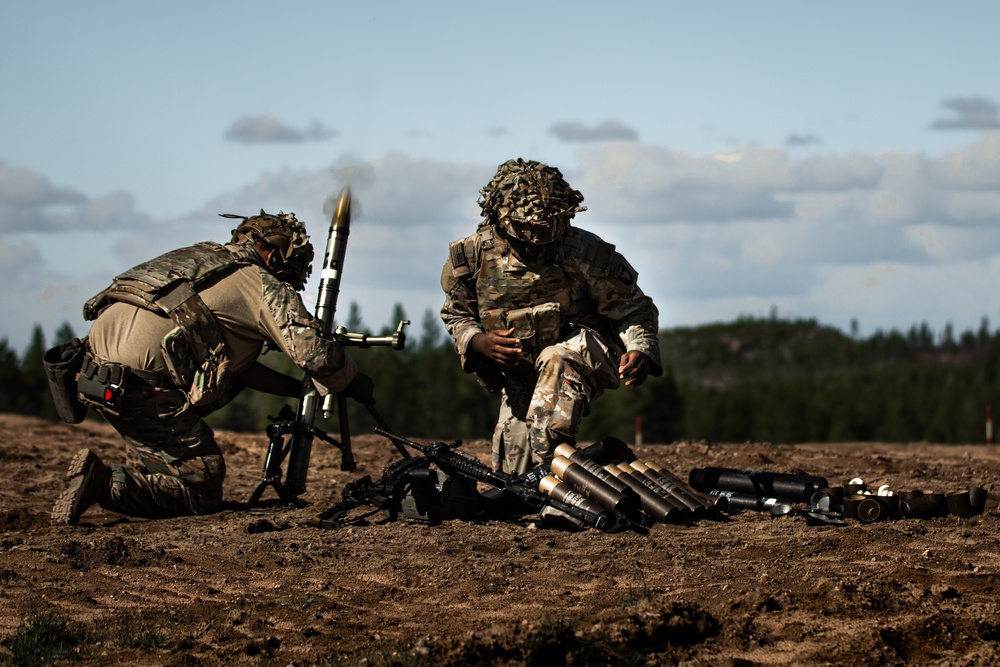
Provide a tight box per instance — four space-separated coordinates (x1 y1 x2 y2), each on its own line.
222 209 315 290
478 158 586 245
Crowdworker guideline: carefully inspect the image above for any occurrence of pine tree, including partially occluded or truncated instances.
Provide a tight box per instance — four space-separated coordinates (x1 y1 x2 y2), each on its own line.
53 322 77 346
0 338 22 413
20 325 53 418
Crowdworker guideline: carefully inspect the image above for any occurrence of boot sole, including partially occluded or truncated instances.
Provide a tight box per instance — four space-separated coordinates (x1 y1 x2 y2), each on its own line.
65 448 96 481
52 449 101 526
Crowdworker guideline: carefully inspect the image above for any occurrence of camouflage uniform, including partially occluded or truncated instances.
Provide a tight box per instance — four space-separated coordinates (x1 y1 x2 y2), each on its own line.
70 236 357 519
441 160 662 474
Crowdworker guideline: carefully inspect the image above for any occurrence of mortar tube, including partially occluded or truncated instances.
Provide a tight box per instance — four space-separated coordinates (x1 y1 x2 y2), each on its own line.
554 443 641 505
538 475 612 519
646 461 724 512
605 465 680 523
689 467 827 503
550 455 636 514
617 464 691 516
631 461 706 514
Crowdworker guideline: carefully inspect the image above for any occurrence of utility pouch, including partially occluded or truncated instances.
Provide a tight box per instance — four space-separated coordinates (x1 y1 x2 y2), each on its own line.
161 326 196 389
77 355 127 416
186 343 232 408
42 338 89 424
162 328 230 408
506 302 562 364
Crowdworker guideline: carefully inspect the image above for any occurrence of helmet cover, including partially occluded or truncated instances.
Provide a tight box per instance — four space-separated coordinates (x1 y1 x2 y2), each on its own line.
223 209 314 289
478 158 586 245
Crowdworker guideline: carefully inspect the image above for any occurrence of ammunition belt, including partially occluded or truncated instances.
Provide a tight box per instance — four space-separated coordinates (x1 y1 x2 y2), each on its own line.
80 354 175 389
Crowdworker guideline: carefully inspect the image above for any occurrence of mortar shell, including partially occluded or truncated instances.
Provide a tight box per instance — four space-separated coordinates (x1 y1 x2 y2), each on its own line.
538 475 608 518
551 455 636 514
554 443 641 504
605 465 679 522
631 461 705 514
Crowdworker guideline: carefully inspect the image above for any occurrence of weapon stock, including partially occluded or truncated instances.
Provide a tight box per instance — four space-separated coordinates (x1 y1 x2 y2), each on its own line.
312 453 433 529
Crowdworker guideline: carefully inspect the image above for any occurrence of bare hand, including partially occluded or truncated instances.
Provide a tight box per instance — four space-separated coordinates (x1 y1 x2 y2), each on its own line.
618 351 650 387
471 328 524 370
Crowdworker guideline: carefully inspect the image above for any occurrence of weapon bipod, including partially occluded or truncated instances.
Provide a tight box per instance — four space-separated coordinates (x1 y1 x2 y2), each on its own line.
247 404 351 509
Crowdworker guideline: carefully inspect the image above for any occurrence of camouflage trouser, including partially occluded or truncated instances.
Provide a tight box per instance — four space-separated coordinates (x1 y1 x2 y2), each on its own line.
90 380 225 519
492 328 620 474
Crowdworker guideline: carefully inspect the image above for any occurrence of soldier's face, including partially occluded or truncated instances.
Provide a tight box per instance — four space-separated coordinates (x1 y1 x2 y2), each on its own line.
505 213 565 245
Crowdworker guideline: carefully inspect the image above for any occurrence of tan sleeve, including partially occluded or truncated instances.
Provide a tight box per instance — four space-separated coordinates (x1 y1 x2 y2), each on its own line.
257 273 358 395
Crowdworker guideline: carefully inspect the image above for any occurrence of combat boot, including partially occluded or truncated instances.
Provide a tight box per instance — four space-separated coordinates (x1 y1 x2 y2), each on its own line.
52 449 111 525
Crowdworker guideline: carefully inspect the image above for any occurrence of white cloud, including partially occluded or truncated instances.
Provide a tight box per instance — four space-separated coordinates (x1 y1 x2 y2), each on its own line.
550 121 639 142
574 144 882 223
0 163 149 234
926 132 1000 189
0 162 85 208
3 134 1000 350
224 115 335 144
787 133 822 146
930 97 1000 131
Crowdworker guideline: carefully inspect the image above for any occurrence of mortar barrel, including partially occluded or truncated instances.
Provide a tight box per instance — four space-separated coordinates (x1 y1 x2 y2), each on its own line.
689 466 827 503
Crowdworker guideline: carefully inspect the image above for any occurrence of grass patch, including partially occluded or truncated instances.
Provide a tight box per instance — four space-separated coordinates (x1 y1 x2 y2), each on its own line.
107 619 167 650
7 612 85 666
620 583 655 608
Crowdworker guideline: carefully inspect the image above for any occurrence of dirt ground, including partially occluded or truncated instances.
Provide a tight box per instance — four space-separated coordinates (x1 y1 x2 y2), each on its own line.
2 413 999 666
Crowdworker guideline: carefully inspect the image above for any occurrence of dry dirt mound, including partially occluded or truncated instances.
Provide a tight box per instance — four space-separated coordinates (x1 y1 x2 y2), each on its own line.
1 413 999 666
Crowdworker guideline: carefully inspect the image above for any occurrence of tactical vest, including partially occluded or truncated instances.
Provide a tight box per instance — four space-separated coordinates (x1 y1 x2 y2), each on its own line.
83 242 255 406
449 226 623 362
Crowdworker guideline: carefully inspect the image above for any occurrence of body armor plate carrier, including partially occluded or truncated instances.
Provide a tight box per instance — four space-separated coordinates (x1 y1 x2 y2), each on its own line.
83 242 253 406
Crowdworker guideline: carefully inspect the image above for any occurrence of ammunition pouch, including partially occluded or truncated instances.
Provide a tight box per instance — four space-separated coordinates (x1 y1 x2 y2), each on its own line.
83 243 242 408
76 354 178 416
42 338 89 424
505 302 562 364
77 354 128 416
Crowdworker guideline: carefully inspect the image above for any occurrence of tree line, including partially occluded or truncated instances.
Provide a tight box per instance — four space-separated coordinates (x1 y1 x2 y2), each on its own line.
4 308 998 445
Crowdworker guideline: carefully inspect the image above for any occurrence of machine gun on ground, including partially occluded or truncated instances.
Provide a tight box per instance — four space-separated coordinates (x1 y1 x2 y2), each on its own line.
248 188 409 508
313 429 647 533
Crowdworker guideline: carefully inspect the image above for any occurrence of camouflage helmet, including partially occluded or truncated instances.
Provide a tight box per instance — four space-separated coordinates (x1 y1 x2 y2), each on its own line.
222 209 315 290
478 158 586 245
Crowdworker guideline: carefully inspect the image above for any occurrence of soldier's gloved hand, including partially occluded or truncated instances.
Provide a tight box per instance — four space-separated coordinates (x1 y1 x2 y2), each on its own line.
471 328 524 370
341 371 376 405
618 351 650 387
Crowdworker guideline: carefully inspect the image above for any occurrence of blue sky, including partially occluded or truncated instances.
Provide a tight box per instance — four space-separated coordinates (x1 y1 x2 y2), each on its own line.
2 1 999 354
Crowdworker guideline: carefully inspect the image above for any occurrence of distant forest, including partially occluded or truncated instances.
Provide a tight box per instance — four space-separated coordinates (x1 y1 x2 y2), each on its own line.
6 306 1000 445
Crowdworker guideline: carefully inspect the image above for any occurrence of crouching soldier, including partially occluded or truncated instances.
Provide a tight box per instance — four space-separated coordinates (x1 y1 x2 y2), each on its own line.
48 210 374 524
440 158 663 475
